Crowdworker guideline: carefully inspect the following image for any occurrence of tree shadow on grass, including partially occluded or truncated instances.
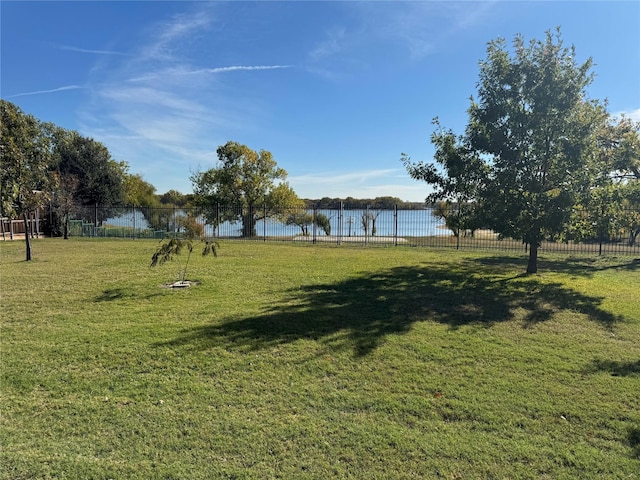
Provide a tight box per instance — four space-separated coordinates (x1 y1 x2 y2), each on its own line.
94 287 163 302
629 427 640 459
158 259 624 357
475 255 640 277
584 359 640 377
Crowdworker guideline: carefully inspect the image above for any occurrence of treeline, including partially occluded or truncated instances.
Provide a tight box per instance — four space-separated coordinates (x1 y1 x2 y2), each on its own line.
0 100 197 244
303 196 425 209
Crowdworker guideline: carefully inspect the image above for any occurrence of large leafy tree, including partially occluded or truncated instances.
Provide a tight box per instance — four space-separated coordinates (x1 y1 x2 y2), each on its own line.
53 129 126 210
1 100 53 260
46 127 127 229
192 141 302 237
406 29 605 273
470 29 603 273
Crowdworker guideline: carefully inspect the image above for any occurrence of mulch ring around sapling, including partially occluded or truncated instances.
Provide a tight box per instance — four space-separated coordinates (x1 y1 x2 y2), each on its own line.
161 280 200 289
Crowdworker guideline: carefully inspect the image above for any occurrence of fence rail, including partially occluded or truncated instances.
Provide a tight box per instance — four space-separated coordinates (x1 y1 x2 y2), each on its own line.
1 214 43 241
48 203 640 256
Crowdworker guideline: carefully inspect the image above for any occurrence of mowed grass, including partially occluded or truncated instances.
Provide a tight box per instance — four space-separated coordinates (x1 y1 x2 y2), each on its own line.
1 238 639 479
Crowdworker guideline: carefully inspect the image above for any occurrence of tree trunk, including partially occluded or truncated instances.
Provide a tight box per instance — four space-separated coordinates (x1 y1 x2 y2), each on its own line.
526 244 538 274
22 210 33 261
63 213 69 240
242 208 257 237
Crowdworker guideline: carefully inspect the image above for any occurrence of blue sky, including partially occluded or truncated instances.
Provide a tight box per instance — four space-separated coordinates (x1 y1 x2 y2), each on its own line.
2 1 639 202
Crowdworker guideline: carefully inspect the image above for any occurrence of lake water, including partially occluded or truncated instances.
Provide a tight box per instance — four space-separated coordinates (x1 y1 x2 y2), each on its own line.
240 208 447 238
106 208 448 238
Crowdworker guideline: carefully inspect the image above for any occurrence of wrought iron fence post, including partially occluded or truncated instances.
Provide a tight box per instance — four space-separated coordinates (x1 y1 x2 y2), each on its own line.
94 203 98 237
312 205 317 244
263 204 267 242
216 203 220 237
456 202 461 250
394 204 398 246
338 202 343 245
365 205 370 246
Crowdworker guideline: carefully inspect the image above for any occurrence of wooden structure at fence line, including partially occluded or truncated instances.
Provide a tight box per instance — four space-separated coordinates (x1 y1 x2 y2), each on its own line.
1 210 43 241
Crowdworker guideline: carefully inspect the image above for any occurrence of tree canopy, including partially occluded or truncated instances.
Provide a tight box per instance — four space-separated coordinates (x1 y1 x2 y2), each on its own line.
191 141 303 237
123 173 158 207
1 100 53 259
52 129 126 207
404 28 625 273
306 196 424 209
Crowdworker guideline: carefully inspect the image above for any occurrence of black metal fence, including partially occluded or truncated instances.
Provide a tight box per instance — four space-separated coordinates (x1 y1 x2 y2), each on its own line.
55 203 640 256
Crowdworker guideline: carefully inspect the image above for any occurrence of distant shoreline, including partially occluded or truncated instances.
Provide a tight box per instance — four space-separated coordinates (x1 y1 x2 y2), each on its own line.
293 235 409 243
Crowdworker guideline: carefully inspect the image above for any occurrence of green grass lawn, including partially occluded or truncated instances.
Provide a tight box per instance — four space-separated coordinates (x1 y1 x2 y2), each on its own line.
1 238 639 479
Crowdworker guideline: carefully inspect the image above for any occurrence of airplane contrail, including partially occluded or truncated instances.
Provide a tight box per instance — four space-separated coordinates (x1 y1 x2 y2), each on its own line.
5 85 84 98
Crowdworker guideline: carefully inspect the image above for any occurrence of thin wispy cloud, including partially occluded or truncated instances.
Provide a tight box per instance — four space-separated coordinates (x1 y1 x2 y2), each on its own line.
306 1 498 75
129 64 292 82
289 169 430 201
57 44 131 56
378 1 497 58
141 9 212 61
450 1 497 29
290 169 400 185
309 27 347 61
6 85 84 98
203 65 292 74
